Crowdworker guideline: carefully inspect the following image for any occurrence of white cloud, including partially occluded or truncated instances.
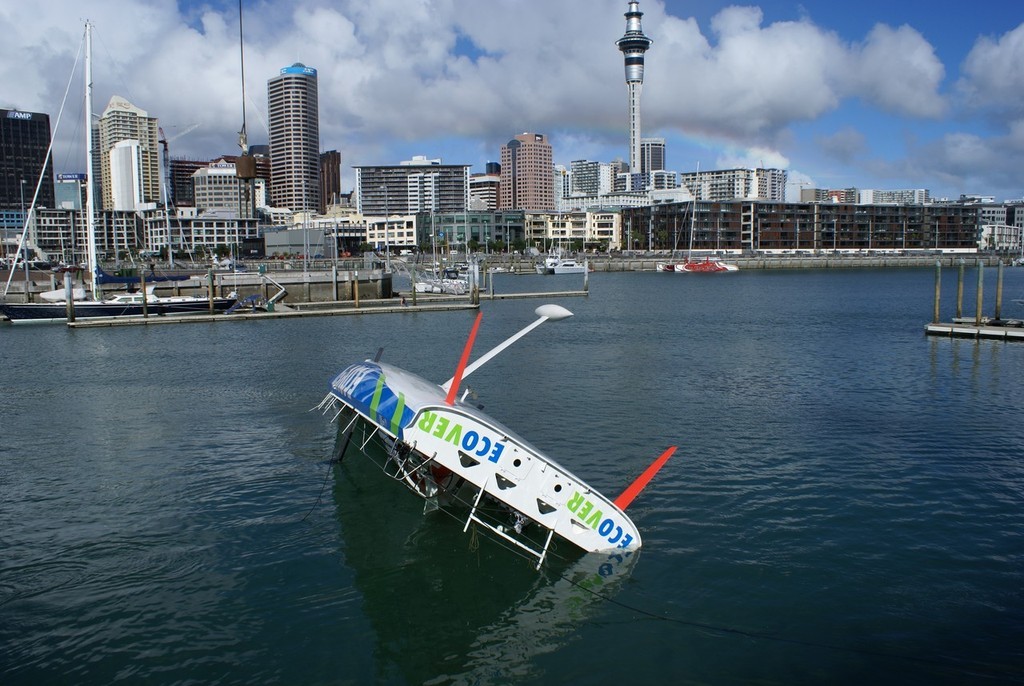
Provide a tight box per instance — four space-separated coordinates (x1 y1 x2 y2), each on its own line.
957 22 1024 118
847 23 946 118
3 0 1019 199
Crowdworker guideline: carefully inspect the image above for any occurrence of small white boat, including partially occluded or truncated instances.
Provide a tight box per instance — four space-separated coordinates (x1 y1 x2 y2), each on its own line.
536 249 587 274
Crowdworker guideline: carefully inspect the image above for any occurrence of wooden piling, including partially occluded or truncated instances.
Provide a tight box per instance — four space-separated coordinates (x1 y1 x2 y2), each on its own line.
995 260 1004 320
956 260 964 319
933 261 941 324
975 259 984 326
64 271 75 323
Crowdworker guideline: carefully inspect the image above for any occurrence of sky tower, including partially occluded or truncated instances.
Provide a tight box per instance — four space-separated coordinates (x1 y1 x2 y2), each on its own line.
616 1 652 177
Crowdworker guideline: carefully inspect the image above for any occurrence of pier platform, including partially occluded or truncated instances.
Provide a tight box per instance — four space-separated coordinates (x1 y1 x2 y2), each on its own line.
64 288 588 328
67 301 478 328
925 321 1024 341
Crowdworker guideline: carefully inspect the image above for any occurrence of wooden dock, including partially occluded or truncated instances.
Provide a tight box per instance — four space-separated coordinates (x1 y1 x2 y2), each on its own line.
64 288 588 328
66 301 477 328
925 321 1024 341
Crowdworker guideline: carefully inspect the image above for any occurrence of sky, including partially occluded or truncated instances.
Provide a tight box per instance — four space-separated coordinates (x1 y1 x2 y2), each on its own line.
2 0 1023 202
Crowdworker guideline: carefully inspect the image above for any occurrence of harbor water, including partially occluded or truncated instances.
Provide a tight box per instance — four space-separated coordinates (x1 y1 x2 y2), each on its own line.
2 267 1023 685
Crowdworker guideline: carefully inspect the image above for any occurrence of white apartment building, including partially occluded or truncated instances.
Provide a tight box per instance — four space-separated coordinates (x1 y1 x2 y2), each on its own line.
192 161 266 218
859 189 931 204
679 167 787 202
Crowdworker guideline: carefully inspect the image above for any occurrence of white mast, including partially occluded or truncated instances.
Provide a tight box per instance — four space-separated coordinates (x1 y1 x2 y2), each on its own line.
84 21 99 297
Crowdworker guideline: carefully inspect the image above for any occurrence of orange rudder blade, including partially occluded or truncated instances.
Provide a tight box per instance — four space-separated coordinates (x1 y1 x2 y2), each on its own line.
613 446 677 510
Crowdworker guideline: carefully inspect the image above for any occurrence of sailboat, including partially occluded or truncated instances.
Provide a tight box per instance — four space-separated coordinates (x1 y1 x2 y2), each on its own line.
675 201 739 273
319 304 675 569
0 23 236 324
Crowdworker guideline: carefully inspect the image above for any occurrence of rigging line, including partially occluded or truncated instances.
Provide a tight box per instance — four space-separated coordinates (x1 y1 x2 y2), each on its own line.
301 416 359 522
4 27 84 297
554 570 1024 682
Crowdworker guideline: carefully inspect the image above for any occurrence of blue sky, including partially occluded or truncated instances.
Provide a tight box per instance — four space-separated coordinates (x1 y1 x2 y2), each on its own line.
2 0 1022 201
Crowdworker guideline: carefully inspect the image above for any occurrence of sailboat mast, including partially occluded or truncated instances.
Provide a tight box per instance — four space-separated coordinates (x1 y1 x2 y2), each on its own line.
84 21 99 296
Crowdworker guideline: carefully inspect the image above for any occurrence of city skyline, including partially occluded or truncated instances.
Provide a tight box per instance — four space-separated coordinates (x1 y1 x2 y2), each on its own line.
2 1 1022 202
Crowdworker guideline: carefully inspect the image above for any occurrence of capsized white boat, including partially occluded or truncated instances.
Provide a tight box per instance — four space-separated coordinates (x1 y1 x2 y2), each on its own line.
319 305 675 568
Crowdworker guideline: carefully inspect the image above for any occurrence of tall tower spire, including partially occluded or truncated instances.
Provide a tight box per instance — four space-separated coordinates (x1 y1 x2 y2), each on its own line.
616 1 652 180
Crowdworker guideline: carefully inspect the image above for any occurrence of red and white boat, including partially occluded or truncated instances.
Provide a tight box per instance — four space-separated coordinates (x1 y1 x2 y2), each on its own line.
678 256 739 273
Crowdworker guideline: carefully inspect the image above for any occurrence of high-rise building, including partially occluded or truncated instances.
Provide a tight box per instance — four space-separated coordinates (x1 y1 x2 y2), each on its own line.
0 109 55 210
499 132 554 211
616 1 652 181
109 139 143 211
679 167 787 202
640 137 665 176
192 159 265 217
96 96 160 211
267 63 320 212
168 158 209 207
319 150 342 212
354 157 470 216
570 160 616 197
469 170 500 210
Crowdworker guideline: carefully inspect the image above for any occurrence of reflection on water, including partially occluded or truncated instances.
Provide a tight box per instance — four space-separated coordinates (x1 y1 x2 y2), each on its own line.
331 429 638 685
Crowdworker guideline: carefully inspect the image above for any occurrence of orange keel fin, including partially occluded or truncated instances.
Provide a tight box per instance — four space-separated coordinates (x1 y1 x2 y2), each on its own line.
445 311 484 406
613 446 677 510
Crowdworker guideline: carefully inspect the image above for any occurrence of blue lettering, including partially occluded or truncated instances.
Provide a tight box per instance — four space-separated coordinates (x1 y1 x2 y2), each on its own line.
598 518 614 537
488 441 505 464
475 435 492 457
462 431 479 452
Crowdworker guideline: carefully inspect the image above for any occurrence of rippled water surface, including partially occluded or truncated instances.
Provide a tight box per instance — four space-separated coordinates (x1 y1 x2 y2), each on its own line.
2 267 1023 685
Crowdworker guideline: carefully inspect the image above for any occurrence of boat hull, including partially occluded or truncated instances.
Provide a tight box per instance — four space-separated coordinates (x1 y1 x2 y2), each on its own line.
679 259 739 273
324 361 641 563
1 298 236 323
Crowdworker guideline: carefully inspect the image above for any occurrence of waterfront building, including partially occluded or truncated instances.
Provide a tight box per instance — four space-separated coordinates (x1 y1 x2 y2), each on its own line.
499 132 554 211
979 223 1020 252
413 210 526 251
31 208 142 262
267 63 320 212
97 96 160 211
621 200 980 254
0 108 55 211
523 209 622 251
141 207 260 257
354 157 470 216
616 1 652 183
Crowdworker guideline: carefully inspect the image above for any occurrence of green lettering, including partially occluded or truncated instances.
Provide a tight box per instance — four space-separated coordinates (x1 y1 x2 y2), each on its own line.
566 491 585 513
585 508 603 529
433 416 450 438
444 423 463 446
577 499 593 521
418 411 436 433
